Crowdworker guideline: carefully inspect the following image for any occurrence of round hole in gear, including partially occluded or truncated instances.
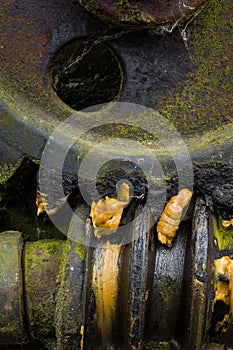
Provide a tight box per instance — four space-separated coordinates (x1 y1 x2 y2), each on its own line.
50 39 124 111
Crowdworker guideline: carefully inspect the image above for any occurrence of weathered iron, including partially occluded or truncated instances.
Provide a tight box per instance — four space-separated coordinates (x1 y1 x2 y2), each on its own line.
0 0 233 349
0 0 232 168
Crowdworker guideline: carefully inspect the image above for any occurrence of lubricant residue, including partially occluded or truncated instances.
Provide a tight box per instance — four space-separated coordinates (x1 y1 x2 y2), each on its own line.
90 183 130 238
80 325 84 350
36 190 70 215
212 256 233 333
222 219 233 228
157 188 192 246
36 190 48 215
92 241 121 345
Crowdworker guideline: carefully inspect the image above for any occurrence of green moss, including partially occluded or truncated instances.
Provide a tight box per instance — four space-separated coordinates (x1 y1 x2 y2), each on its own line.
74 241 85 261
55 239 71 286
115 0 154 25
66 208 87 261
142 341 170 350
159 0 233 136
202 343 225 350
213 215 233 251
27 239 64 255
80 1 154 29
0 232 24 340
0 156 37 185
0 163 14 184
0 321 21 334
24 240 64 337
81 0 200 29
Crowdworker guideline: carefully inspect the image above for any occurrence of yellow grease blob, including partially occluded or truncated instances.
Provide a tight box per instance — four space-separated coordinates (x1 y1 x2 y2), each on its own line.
222 219 233 228
92 241 121 345
36 190 70 216
157 188 192 246
90 183 130 238
36 191 48 215
213 256 233 333
80 325 84 350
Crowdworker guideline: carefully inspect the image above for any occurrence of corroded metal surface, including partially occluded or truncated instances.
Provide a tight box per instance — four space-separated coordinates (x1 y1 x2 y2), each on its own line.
127 205 153 349
0 0 232 348
147 219 189 342
0 0 232 166
79 0 207 28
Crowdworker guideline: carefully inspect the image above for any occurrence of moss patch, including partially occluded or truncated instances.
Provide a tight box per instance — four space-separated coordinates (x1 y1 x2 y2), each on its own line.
213 215 233 251
142 341 170 350
24 239 64 339
159 0 233 136
0 232 24 343
74 241 86 261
